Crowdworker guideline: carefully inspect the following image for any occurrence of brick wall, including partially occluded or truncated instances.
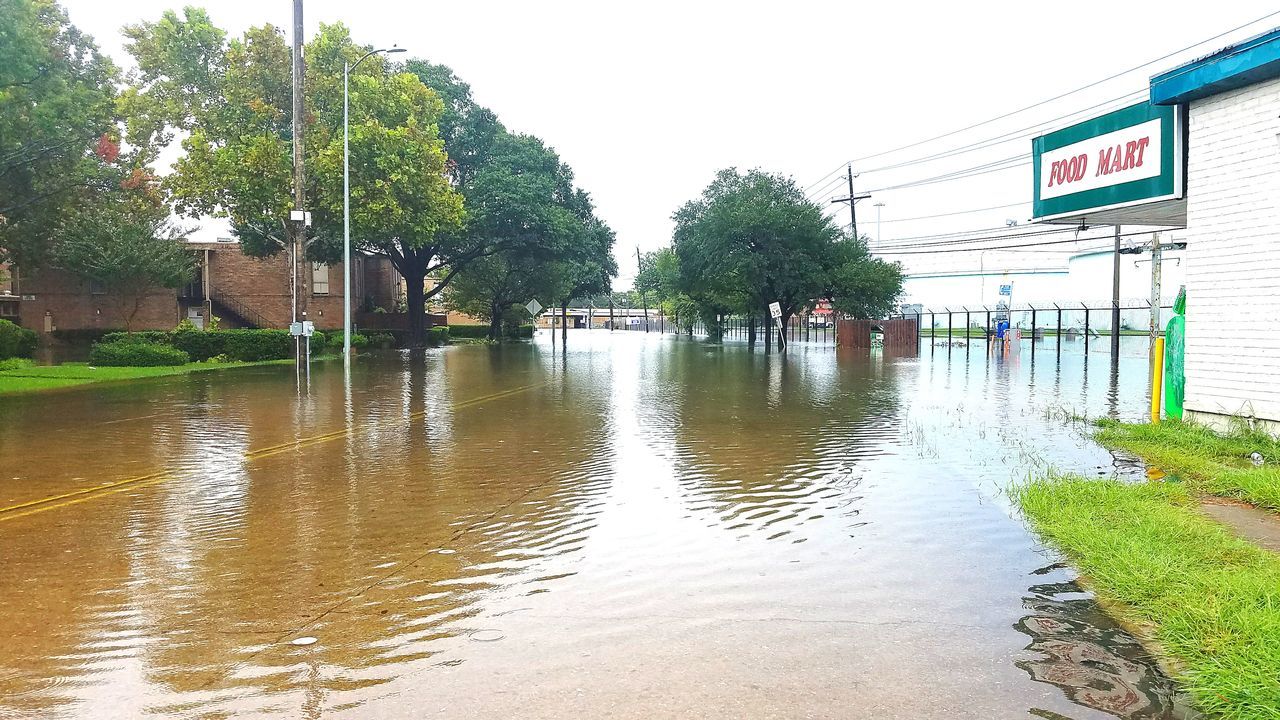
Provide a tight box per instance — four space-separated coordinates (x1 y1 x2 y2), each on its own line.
16 266 180 333
1183 76 1280 423
207 248 346 330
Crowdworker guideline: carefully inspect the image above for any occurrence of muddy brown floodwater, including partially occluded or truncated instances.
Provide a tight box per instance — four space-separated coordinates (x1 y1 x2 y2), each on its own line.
0 331 1198 719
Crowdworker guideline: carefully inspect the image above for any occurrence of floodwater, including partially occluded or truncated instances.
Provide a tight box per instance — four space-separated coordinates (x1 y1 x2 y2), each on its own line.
0 331 1196 719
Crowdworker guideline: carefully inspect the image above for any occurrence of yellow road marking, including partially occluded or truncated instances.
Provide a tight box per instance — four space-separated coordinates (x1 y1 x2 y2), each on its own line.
0 382 544 523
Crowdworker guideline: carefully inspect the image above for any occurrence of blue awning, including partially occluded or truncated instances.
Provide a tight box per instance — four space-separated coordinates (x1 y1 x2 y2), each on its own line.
1150 27 1280 105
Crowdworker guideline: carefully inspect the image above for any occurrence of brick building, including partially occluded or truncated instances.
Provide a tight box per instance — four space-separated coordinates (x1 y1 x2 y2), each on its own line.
8 239 402 334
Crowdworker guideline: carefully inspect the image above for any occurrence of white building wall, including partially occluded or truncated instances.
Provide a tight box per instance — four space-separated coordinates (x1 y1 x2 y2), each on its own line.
1183 76 1280 423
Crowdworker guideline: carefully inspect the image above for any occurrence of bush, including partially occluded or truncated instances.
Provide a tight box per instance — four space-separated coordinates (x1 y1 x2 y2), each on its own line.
364 330 396 348
171 327 223 361
508 324 535 339
222 329 292 361
90 341 190 367
101 328 294 362
0 357 34 371
350 333 369 349
446 324 491 339
0 319 38 359
427 326 450 346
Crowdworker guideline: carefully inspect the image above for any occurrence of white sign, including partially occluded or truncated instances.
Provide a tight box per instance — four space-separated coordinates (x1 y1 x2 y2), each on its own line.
769 302 782 319
525 299 543 316
1039 119 1162 201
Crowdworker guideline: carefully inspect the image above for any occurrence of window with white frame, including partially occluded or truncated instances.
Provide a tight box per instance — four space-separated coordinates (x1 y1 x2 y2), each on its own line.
312 263 330 295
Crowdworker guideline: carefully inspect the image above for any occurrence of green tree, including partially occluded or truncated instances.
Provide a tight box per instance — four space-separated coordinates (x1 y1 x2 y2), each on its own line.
672 168 901 348
55 188 196 331
827 238 904 319
0 0 120 268
122 13 466 346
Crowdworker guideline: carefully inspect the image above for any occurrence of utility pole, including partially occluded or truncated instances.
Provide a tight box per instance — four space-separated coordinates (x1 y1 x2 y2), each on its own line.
1149 232 1162 347
636 246 649 333
874 202 886 244
831 164 871 240
1111 225 1122 367
291 0 308 364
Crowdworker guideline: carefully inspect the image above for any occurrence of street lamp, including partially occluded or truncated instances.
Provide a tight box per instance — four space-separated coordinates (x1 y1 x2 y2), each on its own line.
873 202 886 244
345 45 406 365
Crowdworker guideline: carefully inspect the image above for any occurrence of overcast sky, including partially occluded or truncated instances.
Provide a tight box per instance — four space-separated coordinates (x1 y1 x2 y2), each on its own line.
62 0 1280 286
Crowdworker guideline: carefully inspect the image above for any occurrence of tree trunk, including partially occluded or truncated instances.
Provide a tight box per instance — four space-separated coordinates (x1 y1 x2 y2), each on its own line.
560 302 567 346
488 303 502 341
748 315 756 346
405 271 426 348
763 307 773 353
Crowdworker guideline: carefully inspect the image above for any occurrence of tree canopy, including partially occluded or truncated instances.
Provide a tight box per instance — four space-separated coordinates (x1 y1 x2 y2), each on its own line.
667 168 903 347
0 0 121 268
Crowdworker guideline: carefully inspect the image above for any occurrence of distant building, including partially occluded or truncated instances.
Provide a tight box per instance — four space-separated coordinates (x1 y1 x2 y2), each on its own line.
8 239 401 334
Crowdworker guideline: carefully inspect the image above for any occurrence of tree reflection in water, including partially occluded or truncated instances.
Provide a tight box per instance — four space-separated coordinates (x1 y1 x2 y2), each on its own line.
1016 565 1198 719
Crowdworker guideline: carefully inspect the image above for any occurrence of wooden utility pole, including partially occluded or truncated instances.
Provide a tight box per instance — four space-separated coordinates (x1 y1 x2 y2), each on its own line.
831 165 871 240
291 0 308 360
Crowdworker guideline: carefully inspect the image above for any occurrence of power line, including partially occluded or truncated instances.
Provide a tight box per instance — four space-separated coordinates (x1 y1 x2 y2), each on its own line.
864 154 1029 194
872 201 1028 224
872 229 1160 255
872 226 1081 251
855 89 1148 175
848 9 1280 164
799 9 1280 195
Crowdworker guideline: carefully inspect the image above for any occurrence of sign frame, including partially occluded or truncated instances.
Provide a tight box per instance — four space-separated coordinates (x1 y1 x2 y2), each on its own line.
768 301 782 320
1032 102 1184 222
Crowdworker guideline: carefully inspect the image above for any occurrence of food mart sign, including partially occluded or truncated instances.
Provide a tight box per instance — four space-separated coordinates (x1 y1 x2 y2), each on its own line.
1032 102 1183 221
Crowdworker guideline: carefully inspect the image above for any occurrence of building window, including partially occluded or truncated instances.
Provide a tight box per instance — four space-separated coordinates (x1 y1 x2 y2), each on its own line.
89 279 106 295
312 263 330 295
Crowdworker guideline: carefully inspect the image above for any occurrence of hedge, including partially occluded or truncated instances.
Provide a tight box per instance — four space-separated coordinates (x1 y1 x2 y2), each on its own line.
0 319 38 360
441 324 533 340
90 341 190 367
427 326 450 346
446 324 489 339
101 328 292 362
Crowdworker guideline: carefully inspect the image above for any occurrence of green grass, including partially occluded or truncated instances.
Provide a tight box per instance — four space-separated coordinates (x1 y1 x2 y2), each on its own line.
0 358 294 396
1015 475 1280 719
1095 419 1280 511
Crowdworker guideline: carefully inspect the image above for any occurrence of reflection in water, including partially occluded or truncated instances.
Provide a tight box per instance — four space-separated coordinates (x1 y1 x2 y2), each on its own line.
0 333 1191 718
1018 567 1196 720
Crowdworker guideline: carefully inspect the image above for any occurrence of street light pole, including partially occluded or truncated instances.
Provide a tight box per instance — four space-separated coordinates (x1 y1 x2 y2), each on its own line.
344 46 405 365
874 202 886 244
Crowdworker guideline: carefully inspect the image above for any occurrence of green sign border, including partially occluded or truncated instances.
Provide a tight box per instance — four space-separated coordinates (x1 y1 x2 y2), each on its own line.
1032 102 1182 220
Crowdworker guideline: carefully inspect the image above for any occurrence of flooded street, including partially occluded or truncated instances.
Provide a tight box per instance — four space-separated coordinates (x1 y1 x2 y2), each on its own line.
0 331 1194 719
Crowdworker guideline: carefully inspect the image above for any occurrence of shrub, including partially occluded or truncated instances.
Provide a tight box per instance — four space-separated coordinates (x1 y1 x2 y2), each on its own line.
102 331 172 346
90 341 190 367
350 333 369 349
508 324 535 339
222 329 292 361
0 319 38 359
171 327 223 361
0 357 34 371
364 330 396 348
446 324 490 339
427 326 450 346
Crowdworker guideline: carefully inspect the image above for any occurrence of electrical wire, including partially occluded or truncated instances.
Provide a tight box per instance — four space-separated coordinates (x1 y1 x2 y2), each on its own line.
872 229 1161 255
864 154 1029 194
848 9 1280 164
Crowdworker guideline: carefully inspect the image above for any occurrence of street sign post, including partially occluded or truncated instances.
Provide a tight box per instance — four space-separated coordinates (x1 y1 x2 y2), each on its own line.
768 302 785 352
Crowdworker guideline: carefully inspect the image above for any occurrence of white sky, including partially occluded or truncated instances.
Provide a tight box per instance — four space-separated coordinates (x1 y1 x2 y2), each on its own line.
62 0 1280 287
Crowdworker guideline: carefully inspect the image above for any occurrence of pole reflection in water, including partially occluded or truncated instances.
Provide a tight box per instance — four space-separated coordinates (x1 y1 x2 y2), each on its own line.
0 332 1188 719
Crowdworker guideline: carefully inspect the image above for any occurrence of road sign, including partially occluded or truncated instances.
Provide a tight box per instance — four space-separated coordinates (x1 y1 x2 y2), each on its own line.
769 302 782 319
999 284 1012 296
525 299 543 316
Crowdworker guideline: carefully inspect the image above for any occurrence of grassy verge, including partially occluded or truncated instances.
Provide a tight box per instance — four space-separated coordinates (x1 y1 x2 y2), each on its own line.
1015 475 1280 718
1095 419 1280 511
0 358 294 396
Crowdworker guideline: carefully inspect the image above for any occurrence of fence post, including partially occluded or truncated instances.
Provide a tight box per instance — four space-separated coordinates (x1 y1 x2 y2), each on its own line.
1030 305 1037 358
946 307 952 345
1082 303 1090 352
